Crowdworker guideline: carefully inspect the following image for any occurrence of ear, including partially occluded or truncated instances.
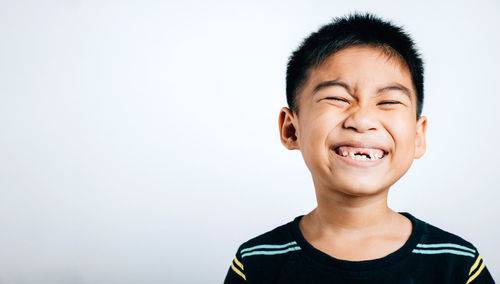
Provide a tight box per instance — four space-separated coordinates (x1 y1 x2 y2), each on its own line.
414 115 427 159
278 107 300 150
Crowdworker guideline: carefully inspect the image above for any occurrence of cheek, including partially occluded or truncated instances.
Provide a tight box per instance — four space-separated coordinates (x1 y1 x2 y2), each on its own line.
299 115 336 161
387 117 417 154
303 113 337 143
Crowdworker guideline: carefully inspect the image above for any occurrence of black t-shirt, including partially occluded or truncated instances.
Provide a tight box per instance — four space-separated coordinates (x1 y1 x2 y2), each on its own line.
224 212 495 283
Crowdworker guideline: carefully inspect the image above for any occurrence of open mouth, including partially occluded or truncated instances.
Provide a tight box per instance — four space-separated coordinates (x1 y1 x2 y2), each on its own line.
333 145 388 161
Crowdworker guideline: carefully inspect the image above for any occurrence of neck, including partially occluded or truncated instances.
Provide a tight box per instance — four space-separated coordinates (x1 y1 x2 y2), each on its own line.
306 183 395 235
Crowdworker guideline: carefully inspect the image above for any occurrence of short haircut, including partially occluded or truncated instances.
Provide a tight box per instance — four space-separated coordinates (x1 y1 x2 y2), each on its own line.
286 13 424 118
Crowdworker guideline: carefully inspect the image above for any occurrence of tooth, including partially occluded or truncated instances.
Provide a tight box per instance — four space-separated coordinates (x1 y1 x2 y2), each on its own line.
349 152 355 158
369 152 375 160
342 149 348 157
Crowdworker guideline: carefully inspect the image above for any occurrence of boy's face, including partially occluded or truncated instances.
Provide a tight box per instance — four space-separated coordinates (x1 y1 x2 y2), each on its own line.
279 46 427 197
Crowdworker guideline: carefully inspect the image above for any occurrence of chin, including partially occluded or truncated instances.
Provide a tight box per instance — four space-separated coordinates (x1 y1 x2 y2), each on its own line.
331 178 390 197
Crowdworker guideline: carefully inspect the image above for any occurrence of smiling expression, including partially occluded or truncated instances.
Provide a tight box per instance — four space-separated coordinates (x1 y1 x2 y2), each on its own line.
279 46 427 197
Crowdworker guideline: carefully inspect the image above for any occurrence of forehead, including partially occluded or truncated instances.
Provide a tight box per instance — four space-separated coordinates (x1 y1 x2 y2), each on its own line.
303 46 415 98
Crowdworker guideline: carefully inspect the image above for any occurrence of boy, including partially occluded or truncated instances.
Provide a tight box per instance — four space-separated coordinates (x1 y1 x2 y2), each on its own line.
224 14 495 283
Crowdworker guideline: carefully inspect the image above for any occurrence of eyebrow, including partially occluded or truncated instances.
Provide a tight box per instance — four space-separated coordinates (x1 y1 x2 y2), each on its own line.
312 80 412 99
312 80 353 95
377 84 412 99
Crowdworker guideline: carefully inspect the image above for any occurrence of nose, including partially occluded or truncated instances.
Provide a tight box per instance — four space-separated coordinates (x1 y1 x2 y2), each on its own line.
342 105 378 133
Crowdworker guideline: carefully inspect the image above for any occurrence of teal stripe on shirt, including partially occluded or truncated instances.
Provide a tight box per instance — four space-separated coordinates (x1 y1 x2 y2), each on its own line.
241 246 301 258
412 249 475 258
416 243 476 253
241 241 298 253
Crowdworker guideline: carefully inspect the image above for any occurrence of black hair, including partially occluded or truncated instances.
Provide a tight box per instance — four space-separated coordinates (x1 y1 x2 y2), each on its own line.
286 13 424 118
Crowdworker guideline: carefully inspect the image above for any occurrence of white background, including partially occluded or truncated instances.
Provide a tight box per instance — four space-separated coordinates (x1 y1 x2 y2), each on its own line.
1 0 499 283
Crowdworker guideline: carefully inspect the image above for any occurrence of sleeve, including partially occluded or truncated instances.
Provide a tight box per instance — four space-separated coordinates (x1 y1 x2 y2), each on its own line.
223 246 247 284
465 249 495 284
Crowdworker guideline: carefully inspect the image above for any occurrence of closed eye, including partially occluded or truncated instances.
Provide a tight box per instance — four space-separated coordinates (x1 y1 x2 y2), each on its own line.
378 101 401 105
325 97 349 103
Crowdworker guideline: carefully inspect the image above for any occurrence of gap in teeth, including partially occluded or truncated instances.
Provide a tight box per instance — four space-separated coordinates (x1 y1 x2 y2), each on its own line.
336 147 384 160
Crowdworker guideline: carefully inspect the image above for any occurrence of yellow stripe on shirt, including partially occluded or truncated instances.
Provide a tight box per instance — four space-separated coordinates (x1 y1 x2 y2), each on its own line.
234 256 244 270
469 255 482 275
230 262 246 280
467 262 486 284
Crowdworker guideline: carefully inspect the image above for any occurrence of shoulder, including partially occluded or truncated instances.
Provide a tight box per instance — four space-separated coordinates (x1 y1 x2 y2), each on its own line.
408 213 494 283
235 217 299 262
411 214 477 255
224 217 301 283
